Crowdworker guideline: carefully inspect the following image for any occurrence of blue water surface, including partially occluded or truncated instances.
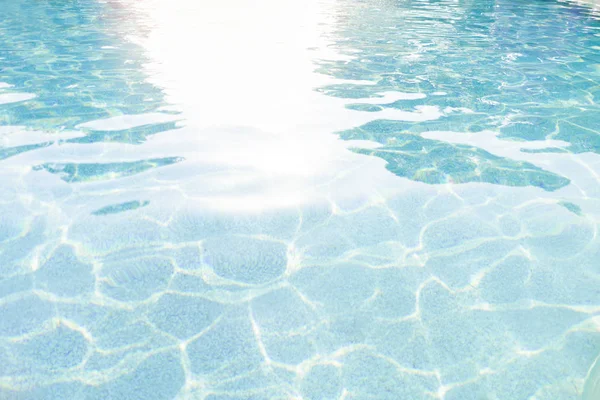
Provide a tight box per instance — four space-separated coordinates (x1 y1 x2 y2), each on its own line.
1 0 600 398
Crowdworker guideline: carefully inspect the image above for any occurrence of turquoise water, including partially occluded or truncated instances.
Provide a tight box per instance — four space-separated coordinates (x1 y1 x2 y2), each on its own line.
1 0 600 398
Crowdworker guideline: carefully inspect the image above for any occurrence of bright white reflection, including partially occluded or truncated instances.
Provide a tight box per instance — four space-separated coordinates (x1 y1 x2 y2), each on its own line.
127 0 342 129
88 0 434 211
84 0 592 212
561 0 600 13
7 0 589 214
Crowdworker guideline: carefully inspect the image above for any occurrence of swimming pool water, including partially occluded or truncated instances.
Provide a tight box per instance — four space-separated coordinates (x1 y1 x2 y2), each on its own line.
1 0 600 398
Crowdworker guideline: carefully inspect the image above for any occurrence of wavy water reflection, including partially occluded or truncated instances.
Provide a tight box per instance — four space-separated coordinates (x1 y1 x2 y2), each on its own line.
1 0 600 399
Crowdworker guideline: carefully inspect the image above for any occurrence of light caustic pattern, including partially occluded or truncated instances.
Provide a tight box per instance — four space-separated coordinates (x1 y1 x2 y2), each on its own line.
2 186 599 400
1 0 600 399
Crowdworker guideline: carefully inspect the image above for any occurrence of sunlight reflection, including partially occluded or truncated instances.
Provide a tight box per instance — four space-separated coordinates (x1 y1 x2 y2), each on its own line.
92 0 427 211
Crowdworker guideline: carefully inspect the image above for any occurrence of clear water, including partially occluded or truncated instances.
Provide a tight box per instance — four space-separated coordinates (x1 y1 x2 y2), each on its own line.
1 0 600 398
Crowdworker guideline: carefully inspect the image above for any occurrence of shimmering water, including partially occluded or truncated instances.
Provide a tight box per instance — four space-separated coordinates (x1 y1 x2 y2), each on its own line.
1 0 600 398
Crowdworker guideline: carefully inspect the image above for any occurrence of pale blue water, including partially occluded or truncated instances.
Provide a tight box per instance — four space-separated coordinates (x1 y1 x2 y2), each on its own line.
1 0 600 399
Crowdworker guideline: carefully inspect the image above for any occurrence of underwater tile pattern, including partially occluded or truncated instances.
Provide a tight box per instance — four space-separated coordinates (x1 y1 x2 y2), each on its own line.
1 0 600 399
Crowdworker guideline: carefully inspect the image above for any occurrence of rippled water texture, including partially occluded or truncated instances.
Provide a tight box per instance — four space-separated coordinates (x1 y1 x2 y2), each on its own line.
1 0 600 398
